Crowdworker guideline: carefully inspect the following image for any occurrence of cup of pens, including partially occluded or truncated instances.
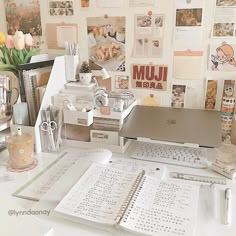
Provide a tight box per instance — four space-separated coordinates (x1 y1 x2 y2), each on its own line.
40 106 63 153
64 41 80 82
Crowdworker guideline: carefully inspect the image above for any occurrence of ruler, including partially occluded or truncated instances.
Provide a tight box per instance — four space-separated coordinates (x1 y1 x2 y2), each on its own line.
171 172 227 185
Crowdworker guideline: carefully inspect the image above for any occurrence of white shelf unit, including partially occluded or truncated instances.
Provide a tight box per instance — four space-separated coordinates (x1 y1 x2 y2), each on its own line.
11 56 66 153
10 55 135 153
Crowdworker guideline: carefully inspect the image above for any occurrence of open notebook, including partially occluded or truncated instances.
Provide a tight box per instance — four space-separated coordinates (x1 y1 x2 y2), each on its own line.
55 163 199 236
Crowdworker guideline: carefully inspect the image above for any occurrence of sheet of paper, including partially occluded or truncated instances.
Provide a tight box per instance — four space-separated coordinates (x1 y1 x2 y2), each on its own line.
108 156 166 179
129 0 156 7
173 0 204 50
46 23 78 49
173 51 203 79
55 163 140 225
171 84 187 108
96 0 124 8
212 1 236 38
204 79 218 110
57 26 77 48
87 16 126 71
133 14 164 58
208 42 236 72
48 0 74 16
120 177 199 236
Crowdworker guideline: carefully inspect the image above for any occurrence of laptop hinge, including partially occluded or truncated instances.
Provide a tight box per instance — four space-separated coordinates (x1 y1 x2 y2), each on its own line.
137 137 199 148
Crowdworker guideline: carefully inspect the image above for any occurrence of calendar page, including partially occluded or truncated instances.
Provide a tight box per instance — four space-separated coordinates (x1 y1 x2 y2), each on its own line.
119 176 199 236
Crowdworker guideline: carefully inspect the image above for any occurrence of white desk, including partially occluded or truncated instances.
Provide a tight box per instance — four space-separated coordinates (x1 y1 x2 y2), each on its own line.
1 146 236 236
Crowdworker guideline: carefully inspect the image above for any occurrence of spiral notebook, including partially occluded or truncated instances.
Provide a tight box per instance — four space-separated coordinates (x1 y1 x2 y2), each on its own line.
55 163 199 236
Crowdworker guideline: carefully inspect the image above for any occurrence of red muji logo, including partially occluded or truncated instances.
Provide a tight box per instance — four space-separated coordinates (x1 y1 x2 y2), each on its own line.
132 64 168 90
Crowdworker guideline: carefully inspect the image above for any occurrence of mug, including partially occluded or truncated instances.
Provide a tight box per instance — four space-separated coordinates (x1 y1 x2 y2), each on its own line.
79 72 93 85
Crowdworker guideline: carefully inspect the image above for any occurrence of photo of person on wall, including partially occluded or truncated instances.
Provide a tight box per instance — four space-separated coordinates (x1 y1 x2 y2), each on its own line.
210 42 236 71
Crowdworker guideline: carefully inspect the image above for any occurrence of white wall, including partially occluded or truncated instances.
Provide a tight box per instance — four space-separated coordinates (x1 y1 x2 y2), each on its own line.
0 0 235 110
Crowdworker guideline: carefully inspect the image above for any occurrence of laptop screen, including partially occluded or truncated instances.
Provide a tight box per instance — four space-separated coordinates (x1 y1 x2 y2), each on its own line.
120 105 222 147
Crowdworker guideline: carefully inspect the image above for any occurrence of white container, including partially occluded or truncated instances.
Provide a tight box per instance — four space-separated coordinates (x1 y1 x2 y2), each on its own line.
90 130 119 145
64 109 93 126
65 55 79 82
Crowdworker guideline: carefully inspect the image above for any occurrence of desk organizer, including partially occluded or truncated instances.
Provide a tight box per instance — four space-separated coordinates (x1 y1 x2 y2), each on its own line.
63 109 93 126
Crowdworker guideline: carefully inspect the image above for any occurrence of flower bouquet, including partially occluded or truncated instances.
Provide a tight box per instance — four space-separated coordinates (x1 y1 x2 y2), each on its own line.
0 30 40 76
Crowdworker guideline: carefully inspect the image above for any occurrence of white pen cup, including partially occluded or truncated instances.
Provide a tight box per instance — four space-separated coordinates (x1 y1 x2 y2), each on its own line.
65 55 80 82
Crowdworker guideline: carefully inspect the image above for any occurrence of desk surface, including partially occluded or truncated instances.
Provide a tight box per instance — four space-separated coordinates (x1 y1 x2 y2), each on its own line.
1 146 236 236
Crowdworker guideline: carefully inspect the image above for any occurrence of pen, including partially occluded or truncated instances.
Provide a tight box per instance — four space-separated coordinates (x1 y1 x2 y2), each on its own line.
225 188 231 225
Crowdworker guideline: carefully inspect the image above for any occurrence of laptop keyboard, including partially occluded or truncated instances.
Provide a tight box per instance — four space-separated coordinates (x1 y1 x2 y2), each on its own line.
130 142 208 168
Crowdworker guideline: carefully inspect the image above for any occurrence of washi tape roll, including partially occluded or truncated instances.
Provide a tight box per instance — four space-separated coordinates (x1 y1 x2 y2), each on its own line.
221 97 235 115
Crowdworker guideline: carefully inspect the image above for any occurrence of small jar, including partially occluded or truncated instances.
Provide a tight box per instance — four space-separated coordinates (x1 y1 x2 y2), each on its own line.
6 128 34 169
216 135 236 164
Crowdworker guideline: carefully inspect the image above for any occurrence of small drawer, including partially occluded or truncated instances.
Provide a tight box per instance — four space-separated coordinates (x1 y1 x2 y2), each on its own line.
63 109 93 126
90 130 119 145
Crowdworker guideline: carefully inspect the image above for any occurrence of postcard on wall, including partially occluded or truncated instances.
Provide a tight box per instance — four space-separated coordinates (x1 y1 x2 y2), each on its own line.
87 17 126 71
211 0 236 38
129 0 156 7
81 0 90 8
115 75 129 89
208 42 236 72
173 50 203 79
48 0 74 16
133 14 164 58
46 23 78 49
205 80 218 110
222 80 235 97
131 64 168 91
171 84 186 108
173 0 204 50
4 0 42 35
96 0 124 8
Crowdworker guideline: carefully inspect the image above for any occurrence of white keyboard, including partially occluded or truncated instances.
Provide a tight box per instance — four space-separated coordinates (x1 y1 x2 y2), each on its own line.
130 142 208 168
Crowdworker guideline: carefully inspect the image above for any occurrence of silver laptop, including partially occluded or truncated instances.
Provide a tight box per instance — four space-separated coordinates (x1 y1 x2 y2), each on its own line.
120 105 222 148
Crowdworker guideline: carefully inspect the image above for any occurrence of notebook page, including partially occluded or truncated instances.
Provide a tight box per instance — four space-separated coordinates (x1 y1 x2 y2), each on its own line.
55 163 140 225
120 176 199 236
109 156 166 179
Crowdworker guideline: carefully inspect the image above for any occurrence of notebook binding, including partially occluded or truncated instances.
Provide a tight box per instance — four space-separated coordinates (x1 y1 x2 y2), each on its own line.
115 170 145 224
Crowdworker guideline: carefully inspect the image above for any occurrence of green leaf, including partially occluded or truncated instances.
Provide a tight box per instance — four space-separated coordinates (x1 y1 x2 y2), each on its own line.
18 50 24 62
3 50 11 65
23 48 40 63
12 50 21 64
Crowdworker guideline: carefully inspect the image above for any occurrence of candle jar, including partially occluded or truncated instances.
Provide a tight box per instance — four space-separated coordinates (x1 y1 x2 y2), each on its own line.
6 128 34 169
216 135 236 165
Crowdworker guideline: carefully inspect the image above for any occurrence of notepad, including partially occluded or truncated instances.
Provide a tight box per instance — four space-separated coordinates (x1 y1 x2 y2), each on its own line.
55 163 199 236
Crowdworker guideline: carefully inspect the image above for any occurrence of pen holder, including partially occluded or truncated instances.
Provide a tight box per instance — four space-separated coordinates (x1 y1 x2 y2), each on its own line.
65 55 79 82
40 117 64 153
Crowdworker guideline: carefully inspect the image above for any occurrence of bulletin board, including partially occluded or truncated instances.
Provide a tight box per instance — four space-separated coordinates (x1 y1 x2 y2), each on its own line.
1 0 236 112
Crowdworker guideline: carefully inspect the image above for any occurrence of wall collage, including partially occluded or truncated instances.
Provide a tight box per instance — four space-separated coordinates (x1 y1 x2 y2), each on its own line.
1 0 236 140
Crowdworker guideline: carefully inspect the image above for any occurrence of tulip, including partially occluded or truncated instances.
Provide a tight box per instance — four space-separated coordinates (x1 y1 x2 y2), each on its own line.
24 33 34 47
13 30 25 50
5 35 14 48
0 32 6 45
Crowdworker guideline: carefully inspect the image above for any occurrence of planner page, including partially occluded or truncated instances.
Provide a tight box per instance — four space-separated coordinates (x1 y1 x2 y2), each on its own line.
54 163 140 225
120 176 199 236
